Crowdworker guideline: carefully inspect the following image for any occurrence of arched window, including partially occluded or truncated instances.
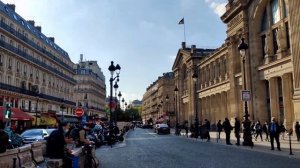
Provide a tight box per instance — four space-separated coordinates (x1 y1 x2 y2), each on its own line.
271 0 280 24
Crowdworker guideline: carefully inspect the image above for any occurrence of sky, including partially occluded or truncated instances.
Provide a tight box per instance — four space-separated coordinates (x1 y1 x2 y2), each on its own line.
2 0 227 103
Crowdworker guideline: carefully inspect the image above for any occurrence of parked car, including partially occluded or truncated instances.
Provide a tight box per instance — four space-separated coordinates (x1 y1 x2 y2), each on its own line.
156 124 170 135
46 128 56 135
142 124 153 129
21 129 49 144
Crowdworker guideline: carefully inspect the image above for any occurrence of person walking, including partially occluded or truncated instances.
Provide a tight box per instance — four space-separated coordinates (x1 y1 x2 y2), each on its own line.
204 119 211 142
217 120 223 140
262 121 269 141
223 118 233 145
185 121 189 137
255 120 263 141
295 121 300 141
234 118 241 146
269 117 281 151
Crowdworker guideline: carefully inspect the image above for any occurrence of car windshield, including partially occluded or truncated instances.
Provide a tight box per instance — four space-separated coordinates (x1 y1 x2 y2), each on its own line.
22 129 43 136
158 124 168 128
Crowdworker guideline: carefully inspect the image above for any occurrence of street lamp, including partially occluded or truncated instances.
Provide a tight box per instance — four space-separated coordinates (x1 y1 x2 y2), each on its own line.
192 71 199 139
174 86 179 134
165 95 169 126
60 98 65 123
108 61 121 137
238 38 253 147
34 87 39 127
113 82 119 124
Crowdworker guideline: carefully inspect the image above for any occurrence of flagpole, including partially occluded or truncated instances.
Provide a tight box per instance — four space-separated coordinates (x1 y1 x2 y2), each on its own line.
183 22 186 42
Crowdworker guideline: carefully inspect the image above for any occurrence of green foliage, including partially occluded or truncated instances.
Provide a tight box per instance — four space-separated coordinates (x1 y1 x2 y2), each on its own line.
116 107 141 122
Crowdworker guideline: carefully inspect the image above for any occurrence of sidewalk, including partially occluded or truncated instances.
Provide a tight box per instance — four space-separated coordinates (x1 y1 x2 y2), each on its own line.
171 129 300 159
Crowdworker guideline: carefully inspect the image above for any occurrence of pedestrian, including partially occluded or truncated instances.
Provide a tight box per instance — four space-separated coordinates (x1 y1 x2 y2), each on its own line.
279 123 286 140
234 118 241 146
222 118 233 145
255 120 263 141
269 117 281 151
262 121 269 141
204 119 211 142
46 122 73 168
0 129 9 153
185 121 189 137
190 124 195 138
217 120 222 140
295 121 300 141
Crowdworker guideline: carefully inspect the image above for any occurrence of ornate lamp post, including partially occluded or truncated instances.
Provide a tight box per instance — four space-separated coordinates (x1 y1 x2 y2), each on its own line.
122 98 125 110
238 38 253 147
113 82 119 124
192 71 199 139
174 86 179 133
108 61 121 136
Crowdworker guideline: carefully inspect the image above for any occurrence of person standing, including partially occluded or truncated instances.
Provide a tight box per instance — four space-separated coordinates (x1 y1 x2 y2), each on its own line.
295 121 300 141
185 121 189 137
262 121 269 141
255 120 263 141
269 117 281 151
217 120 223 140
223 118 233 145
234 118 241 146
204 119 211 142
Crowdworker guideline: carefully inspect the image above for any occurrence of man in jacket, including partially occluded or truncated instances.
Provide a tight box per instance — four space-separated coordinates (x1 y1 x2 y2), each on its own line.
269 117 281 151
234 118 241 146
223 118 233 145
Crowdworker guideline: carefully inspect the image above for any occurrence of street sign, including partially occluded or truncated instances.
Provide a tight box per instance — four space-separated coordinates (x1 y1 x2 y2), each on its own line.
241 90 251 101
82 115 87 124
75 107 84 117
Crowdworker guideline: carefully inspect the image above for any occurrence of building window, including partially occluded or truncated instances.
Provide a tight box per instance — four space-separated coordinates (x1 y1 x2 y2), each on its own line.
272 28 279 54
261 35 266 58
283 0 288 18
8 57 12 69
24 64 27 75
261 8 268 32
285 22 290 49
271 0 280 24
16 61 20 72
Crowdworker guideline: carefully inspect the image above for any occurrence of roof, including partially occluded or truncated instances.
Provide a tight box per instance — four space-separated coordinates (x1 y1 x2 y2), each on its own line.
0 2 70 60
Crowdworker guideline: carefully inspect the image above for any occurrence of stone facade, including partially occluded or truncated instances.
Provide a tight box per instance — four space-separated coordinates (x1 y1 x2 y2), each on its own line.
74 57 106 117
0 2 76 119
142 72 175 126
172 0 300 130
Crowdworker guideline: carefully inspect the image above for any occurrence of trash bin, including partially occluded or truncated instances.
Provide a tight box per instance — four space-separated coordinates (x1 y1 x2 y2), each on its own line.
72 156 79 168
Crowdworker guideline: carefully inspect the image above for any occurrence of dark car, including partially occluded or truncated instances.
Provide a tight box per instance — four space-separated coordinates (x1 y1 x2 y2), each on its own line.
142 124 153 129
156 124 170 134
21 129 49 144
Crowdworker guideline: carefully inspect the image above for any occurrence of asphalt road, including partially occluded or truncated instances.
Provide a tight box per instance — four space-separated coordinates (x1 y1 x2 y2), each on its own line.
96 128 300 168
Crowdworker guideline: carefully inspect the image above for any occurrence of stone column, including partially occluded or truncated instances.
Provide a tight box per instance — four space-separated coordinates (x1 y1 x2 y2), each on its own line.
281 73 294 129
269 77 280 120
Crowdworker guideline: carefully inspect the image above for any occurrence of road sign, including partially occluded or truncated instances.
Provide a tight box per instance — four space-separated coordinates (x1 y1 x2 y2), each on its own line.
75 107 84 117
241 90 251 101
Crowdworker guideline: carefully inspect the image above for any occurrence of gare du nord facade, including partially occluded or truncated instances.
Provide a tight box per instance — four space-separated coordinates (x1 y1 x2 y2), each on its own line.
172 0 300 130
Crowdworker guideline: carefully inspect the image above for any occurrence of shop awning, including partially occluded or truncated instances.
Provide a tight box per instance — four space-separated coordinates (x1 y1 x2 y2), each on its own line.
0 106 34 121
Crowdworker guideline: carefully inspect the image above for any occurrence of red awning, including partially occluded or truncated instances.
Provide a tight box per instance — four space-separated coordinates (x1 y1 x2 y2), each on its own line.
0 106 34 121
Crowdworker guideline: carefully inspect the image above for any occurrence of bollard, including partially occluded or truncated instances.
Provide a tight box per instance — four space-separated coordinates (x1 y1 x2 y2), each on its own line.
288 129 293 155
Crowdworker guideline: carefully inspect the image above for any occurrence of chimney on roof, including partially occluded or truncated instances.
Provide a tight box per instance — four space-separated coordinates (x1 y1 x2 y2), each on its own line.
27 20 35 26
191 45 196 54
181 42 186 49
35 26 42 32
49 37 55 43
6 4 15 11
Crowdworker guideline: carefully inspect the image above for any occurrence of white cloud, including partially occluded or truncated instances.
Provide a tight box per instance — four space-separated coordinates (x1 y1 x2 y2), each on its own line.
205 0 227 17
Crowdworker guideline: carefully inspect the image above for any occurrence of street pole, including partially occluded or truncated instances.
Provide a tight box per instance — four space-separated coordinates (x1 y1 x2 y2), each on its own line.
238 38 253 147
192 71 199 139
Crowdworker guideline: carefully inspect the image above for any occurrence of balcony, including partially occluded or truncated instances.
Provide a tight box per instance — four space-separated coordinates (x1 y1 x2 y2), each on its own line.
0 39 76 84
0 21 74 73
0 81 76 106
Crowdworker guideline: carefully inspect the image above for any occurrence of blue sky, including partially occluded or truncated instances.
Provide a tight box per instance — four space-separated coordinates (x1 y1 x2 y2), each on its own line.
2 0 227 102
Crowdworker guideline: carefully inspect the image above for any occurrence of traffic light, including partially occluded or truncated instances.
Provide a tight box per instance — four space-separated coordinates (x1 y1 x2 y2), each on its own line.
4 103 12 119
